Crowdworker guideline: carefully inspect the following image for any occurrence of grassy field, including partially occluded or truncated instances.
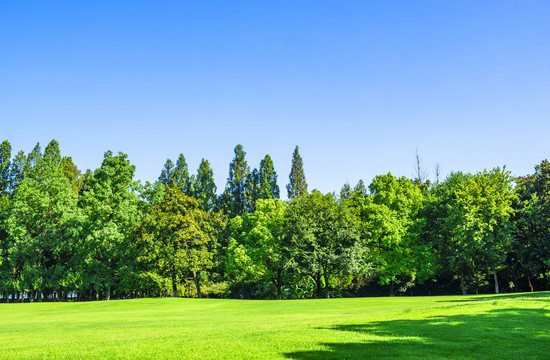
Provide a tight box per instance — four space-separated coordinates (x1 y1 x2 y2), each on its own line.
0 292 549 359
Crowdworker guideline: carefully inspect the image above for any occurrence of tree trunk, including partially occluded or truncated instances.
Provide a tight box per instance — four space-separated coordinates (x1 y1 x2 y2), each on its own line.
274 269 282 300
512 263 518 292
106 287 111 301
313 273 322 298
527 275 533 292
543 271 549 291
460 272 467 295
492 267 499 294
171 271 178 298
389 280 395 297
323 269 330 299
193 271 202 299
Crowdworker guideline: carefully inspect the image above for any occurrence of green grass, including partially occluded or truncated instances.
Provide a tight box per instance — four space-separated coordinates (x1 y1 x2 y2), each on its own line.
1 292 549 359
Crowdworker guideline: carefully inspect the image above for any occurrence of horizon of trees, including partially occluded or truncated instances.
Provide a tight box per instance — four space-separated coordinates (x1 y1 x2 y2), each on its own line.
0 138 549 302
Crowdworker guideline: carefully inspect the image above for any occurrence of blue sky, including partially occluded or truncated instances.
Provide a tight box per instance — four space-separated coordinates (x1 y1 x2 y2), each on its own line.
1 1 549 197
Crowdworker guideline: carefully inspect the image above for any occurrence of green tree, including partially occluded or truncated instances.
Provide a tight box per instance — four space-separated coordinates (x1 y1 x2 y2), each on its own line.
226 199 287 299
8 150 27 193
0 141 11 196
60 157 83 193
340 183 352 201
514 160 550 291
454 168 515 294
286 146 307 200
285 191 363 298
26 143 42 171
173 154 193 196
244 168 260 213
158 159 175 186
44 139 61 166
6 155 84 301
366 174 424 296
220 145 249 217
259 155 280 199
79 151 141 300
194 159 217 212
138 186 225 298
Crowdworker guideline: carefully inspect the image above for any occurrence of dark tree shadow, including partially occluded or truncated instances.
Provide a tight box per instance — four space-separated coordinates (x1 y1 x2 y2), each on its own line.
285 295 550 359
436 291 550 303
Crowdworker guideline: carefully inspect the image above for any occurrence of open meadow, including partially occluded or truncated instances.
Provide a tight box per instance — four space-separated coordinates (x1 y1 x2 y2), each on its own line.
1 292 549 359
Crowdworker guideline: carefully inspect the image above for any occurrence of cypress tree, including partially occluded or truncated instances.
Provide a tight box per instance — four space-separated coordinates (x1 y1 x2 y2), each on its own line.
0 140 11 196
194 159 217 212
221 144 249 217
9 150 27 193
259 154 280 200
286 146 307 200
173 154 192 195
158 159 175 186
244 168 260 213
44 139 62 166
27 143 42 171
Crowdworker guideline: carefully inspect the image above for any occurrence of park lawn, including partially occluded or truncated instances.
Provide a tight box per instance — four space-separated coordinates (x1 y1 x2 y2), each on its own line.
0 292 549 359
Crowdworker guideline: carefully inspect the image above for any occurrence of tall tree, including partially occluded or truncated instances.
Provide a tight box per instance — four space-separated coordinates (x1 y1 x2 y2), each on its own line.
454 168 515 294
138 187 225 298
173 154 192 196
0 141 11 196
258 154 280 199
6 155 84 301
285 191 363 298
27 143 42 171
158 159 175 186
287 146 307 200
365 174 424 296
340 183 352 201
514 160 550 291
226 199 287 299
220 145 249 217
244 168 260 213
8 151 27 193
44 139 62 166
79 151 141 300
354 179 368 197
60 157 83 193
194 159 217 212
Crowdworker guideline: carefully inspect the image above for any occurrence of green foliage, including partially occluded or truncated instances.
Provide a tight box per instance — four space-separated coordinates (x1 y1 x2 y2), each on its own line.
259 154 280 199
0 140 11 196
6 155 84 299
43 139 61 166
194 159 217 212
0 137 549 300
138 186 225 298
174 154 192 195
226 199 287 299
220 144 249 217
361 174 424 295
78 151 141 299
59 156 83 193
287 146 307 200
514 160 550 285
158 158 175 186
285 191 364 298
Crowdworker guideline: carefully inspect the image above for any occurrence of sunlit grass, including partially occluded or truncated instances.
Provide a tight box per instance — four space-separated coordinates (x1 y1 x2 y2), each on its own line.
1 292 549 359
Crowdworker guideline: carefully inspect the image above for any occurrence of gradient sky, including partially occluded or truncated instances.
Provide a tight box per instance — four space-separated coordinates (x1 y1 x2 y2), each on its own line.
1 1 549 198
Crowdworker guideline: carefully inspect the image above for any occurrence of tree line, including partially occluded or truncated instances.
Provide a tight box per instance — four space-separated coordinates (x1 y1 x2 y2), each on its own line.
0 139 548 301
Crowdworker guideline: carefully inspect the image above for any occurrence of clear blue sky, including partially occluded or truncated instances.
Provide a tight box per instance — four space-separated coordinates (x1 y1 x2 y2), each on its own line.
1 1 549 197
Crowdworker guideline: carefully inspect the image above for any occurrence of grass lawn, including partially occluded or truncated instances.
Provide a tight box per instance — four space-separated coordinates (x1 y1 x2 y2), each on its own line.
0 292 549 359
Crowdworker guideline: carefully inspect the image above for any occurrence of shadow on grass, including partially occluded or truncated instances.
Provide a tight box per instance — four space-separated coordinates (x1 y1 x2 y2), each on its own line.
436 291 550 304
285 298 550 359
